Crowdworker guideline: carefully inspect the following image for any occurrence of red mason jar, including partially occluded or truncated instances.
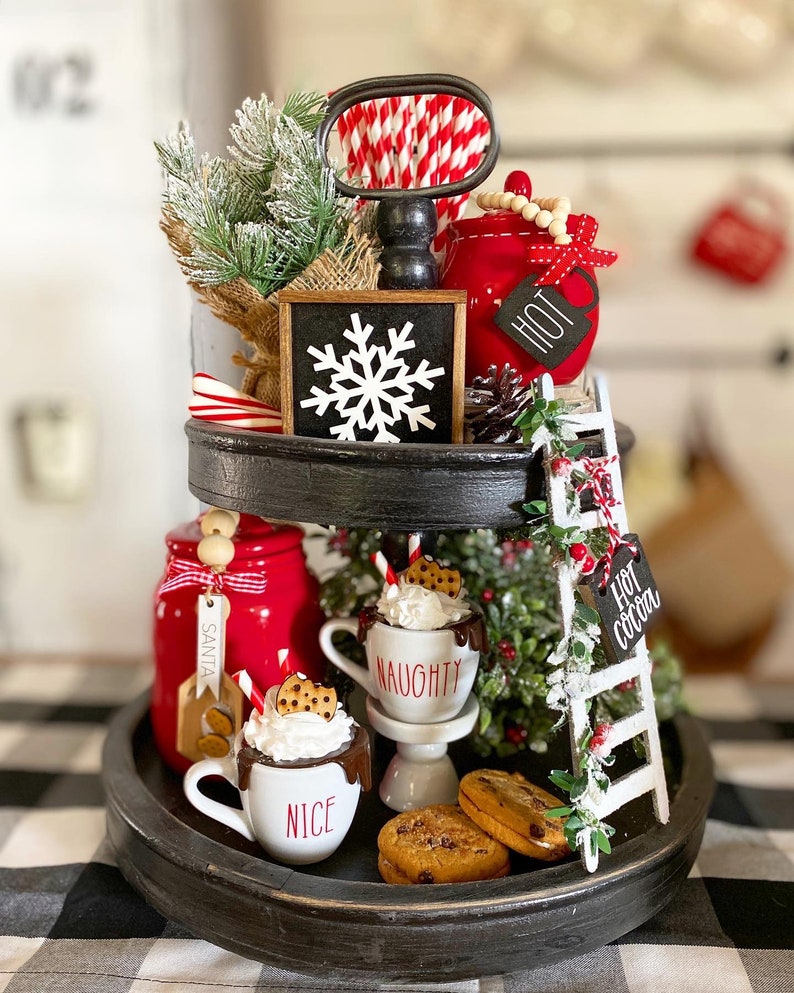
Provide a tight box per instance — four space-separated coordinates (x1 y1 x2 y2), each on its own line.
151 513 327 773
440 186 601 386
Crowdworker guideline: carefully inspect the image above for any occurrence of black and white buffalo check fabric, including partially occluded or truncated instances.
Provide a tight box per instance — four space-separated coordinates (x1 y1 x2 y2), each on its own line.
0 660 791 993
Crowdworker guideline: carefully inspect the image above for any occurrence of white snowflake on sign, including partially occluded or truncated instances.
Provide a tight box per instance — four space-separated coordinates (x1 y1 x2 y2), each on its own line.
299 312 445 442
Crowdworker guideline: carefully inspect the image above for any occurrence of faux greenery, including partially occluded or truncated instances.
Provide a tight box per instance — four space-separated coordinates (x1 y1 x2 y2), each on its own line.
548 723 617 860
155 91 354 297
314 527 683 759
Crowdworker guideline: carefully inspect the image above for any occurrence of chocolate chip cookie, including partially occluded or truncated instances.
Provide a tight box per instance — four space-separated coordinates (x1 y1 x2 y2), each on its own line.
377 803 510 884
458 769 569 861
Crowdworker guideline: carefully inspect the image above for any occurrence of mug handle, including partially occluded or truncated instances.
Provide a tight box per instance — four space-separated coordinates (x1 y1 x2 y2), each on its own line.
183 753 257 842
319 617 376 697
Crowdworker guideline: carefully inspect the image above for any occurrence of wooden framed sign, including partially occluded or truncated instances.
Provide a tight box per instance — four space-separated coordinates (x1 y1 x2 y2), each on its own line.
279 290 466 444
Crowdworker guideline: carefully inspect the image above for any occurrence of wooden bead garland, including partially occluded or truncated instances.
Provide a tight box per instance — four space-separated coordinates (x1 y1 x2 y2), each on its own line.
200 508 238 538
475 190 573 245
197 505 240 572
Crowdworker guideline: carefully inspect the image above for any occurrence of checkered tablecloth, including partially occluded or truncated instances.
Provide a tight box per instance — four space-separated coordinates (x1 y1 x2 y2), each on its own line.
0 659 791 993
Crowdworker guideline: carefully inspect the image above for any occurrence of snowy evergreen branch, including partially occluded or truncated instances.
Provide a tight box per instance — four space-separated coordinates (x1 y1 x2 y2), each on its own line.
156 91 352 297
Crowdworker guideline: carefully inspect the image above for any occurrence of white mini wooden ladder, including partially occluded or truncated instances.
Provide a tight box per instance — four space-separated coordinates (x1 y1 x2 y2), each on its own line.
538 373 670 872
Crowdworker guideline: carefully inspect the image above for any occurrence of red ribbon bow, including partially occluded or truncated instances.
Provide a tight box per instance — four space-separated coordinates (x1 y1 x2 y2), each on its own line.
159 558 268 596
527 215 618 286
575 455 636 588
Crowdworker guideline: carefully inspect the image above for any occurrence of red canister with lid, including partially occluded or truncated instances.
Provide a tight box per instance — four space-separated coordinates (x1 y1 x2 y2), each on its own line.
151 513 327 773
440 170 612 386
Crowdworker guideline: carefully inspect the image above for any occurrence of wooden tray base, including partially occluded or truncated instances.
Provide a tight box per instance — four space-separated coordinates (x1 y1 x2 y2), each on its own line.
103 691 713 983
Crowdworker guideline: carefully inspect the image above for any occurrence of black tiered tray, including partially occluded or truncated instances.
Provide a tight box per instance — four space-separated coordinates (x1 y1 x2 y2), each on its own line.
105 421 714 982
103 692 713 983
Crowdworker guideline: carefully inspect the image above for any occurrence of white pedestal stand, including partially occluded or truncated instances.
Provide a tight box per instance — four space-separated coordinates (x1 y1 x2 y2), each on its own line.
366 694 479 811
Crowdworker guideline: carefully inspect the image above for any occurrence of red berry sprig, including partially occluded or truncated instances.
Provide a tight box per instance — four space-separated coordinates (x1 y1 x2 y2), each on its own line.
497 639 517 662
569 542 596 575
505 724 529 746
550 455 573 477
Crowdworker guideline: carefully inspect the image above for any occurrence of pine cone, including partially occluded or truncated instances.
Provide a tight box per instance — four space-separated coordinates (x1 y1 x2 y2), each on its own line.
467 364 534 444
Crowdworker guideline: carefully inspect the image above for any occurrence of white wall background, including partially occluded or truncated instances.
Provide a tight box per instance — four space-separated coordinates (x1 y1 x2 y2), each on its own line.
1 0 792 665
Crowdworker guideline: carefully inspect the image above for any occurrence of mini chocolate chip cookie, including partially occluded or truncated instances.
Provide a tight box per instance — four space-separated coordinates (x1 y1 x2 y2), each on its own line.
276 676 337 721
458 769 569 861
377 804 510 884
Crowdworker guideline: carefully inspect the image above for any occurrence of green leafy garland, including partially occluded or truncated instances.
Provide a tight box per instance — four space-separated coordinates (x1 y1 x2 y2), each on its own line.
516 389 671 863
155 92 354 297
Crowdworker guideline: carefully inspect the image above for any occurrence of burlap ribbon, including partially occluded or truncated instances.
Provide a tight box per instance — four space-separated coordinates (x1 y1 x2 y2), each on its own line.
161 213 381 408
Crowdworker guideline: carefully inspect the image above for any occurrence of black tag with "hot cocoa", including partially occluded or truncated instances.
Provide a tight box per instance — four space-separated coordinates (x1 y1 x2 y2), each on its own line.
584 535 661 661
494 267 598 370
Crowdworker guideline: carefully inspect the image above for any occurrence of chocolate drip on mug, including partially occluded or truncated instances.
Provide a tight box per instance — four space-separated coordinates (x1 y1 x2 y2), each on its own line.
237 724 371 793
448 611 489 653
358 604 488 653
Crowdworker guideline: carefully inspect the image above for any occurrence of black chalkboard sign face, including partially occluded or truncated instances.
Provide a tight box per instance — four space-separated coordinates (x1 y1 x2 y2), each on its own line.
494 268 599 370
586 535 661 661
279 291 466 444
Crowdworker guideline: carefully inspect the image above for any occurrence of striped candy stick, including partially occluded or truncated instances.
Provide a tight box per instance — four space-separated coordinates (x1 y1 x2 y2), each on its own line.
231 669 266 714
335 106 357 184
370 551 399 587
425 94 440 191
276 648 295 679
364 98 387 187
413 93 429 187
350 103 375 188
379 97 396 188
408 533 422 564
393 95 414 190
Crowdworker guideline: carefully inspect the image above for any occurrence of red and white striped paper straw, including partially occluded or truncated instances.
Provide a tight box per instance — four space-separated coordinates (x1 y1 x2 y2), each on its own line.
408 533 422 564
277 648 293 679
370 551 399 587
232 669 266 714
393 95 413 190
414 93 429 187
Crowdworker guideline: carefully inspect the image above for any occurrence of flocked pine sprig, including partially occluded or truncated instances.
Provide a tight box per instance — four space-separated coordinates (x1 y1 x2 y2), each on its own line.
156 91 354 298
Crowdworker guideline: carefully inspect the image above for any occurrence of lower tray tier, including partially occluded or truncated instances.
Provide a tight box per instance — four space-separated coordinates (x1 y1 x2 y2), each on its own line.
103 691 713 983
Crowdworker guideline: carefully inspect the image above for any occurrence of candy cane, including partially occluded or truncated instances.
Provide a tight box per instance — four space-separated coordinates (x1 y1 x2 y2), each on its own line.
408 533 422 564
370 551 398 587
231 669 266 714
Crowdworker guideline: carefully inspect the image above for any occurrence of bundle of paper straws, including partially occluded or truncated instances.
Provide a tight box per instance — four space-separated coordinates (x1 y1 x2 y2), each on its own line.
335 95 490 249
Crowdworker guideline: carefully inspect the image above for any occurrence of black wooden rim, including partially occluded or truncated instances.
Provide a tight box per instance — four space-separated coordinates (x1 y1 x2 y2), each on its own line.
103 691 714 920
186 420 537 468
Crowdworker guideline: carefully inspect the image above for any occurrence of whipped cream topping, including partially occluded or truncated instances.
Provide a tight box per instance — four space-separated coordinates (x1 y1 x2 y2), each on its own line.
243 686 355 763
376 576 472 631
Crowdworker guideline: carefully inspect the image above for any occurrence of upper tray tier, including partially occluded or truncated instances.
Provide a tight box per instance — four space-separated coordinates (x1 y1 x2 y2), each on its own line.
185 421 634 529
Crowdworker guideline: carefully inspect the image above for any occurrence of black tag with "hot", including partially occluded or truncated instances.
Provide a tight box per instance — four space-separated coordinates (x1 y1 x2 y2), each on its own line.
494 267 598 370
